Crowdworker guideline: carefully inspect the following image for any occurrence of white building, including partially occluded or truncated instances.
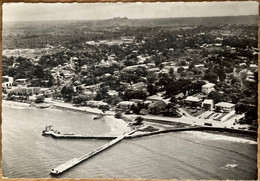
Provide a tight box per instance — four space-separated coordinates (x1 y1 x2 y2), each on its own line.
215 102 235 113
118 101 136 110
249 64 258 71
15 78 27 85
184 96 203 108
201 99 214 110
2 76 14 89
202 83 215 95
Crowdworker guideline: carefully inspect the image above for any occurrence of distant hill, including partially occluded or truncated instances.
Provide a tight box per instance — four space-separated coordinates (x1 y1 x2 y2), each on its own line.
99 15 258 27
4 15 258 29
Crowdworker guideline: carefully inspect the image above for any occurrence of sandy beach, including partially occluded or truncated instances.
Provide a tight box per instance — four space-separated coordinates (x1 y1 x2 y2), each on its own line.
3 100 131 136
2 100 31 108
103 116 132 135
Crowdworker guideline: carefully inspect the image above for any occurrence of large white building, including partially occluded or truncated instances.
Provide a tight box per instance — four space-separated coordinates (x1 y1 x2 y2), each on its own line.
2 76 14 89
215 102 235 113
202 83 215 95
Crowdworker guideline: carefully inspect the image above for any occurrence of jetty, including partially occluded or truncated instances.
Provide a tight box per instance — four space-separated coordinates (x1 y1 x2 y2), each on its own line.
43 126 257 141
50 130 136 175
47 126 256 175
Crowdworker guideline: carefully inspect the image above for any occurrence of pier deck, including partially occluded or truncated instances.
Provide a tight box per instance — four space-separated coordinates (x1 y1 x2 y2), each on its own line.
50 130 136 175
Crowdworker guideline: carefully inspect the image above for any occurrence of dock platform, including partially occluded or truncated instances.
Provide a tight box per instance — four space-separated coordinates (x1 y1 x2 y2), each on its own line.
50 130 136 175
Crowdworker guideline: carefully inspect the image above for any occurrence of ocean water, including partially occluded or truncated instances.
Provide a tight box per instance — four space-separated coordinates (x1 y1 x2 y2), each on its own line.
2 104 257 179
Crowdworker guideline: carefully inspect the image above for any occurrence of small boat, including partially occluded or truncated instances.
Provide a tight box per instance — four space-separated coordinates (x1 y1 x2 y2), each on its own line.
42 125 54 136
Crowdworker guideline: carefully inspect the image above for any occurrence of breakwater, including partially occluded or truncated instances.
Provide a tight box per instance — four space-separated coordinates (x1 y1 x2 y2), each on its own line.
126 126 257 138
44 126 257 140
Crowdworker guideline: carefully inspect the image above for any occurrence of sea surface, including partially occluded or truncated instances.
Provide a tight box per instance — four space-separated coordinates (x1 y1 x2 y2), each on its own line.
2 103 257 179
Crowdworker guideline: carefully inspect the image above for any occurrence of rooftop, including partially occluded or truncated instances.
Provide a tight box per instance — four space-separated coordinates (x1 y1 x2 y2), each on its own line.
215 102 235 108
202 99 214 104
202 83 215 88
185 96 202 102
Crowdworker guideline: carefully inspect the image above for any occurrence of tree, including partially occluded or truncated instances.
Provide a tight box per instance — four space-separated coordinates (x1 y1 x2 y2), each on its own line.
235 103 248 114
169 68 174 75
180 72 187 77
177 67 184 73
34 96 44 103
208 91 222 104
34 65 45 79
231 76 241 85
73 95 89 104
61 86 74 101
147 84 157 96
134 116 144 125
204 72 218 83
244 106 257 124
94 92 103 101
147 73 157 84
115 112 122 119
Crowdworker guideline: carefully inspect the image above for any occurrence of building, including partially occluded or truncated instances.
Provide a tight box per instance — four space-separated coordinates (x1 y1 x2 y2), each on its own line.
202 83 215 95
131 82 146 91
184 96 203 108
201 99 214 110
87 100 108 108
118 101 136 110
2 76 14 89
11 87 41 95
15 78 27 85
215 102 235 112
249 64 258 71
194 64 204 68
122 64 147 72
147 67 160 73
121 36 135 44
148 100 167 115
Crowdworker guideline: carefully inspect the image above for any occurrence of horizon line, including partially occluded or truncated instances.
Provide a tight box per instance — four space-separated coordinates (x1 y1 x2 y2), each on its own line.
3 14 258 23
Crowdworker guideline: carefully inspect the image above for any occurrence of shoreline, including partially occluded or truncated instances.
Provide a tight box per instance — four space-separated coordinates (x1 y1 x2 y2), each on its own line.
2 99 130 136
3 100 257 140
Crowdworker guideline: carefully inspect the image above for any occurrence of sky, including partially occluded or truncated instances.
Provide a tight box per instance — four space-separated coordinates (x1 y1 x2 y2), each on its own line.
3 1 259 22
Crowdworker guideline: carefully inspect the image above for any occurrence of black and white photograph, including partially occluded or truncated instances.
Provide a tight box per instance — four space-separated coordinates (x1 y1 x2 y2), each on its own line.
2 1 258 179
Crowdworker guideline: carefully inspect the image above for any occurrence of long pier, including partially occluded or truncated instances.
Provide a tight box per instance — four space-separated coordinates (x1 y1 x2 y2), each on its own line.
50 130 136 175
47 126 256 175
44 126 257 141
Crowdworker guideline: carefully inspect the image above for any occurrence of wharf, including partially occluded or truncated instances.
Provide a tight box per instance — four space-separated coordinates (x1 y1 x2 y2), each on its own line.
50 132 118 139
44 126 257 141
50 130 136 175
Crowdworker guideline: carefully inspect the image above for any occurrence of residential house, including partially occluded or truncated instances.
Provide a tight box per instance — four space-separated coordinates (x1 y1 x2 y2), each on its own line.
131 82 146 91
202 83 215 95
118 101 136 110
